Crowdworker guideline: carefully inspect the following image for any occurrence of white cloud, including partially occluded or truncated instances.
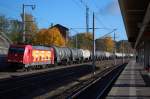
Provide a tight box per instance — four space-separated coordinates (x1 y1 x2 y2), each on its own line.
99 0 120 16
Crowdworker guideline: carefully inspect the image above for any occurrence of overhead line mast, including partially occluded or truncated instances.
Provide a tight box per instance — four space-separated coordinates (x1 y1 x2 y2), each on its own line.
86 5 89 34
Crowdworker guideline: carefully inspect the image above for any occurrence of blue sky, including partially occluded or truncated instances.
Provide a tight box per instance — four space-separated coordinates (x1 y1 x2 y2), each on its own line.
0 0 127 40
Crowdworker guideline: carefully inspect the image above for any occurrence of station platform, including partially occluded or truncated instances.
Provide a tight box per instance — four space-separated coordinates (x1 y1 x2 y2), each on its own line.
106 60 150 99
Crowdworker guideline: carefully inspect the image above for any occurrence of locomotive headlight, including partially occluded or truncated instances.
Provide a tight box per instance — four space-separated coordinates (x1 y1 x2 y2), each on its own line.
8 59 11 62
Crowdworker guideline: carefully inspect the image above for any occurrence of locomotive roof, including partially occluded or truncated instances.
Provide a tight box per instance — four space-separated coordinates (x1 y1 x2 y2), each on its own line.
32 46 50 50
10 44 27 48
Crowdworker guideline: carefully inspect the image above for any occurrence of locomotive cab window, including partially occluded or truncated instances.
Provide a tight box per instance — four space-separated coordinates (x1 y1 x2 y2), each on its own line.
9 47 25 53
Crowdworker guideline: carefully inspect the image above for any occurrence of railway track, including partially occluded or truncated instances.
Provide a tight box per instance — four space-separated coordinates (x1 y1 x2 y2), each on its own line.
0 64 95 99
0 62 91 80
0 59 128 99
64 63 127 99
0 59 124 80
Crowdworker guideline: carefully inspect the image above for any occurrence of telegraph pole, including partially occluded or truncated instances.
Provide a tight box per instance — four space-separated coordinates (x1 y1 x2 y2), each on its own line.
76 33 78 49
86 5 89 34
92 12 95 74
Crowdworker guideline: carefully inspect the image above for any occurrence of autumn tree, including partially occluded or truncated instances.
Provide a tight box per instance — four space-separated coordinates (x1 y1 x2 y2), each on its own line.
68 33 92 50
33 27 65 47
103 37 114 52
33 29 46 44
96 36 114 52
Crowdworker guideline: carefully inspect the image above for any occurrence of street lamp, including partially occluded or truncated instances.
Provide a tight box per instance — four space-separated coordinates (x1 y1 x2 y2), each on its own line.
22 4 36 43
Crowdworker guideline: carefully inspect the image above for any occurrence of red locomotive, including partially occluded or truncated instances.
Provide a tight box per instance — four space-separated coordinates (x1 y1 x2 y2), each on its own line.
7 44 54 69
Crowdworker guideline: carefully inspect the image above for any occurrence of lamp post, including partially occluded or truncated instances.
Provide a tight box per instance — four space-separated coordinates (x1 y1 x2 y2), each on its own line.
22 4 35 43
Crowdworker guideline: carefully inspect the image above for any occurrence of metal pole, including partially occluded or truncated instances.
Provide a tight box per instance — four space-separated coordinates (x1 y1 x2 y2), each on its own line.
22 4 35 43
76 33 78 49
22 4 25 43
65 31 66 46
86 6 89 34
114 32 116 65
92 12 95 74
122 40 124 63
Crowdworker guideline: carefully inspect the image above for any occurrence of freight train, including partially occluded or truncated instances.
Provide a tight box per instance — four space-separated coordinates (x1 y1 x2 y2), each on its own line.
7 44 133 70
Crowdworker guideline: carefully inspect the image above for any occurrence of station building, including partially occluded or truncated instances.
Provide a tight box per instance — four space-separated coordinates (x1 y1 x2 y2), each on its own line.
50 24 69 41
119 0 150 70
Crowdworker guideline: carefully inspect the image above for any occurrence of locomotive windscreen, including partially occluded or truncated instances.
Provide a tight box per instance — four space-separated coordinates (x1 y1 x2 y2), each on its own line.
9 47 25 53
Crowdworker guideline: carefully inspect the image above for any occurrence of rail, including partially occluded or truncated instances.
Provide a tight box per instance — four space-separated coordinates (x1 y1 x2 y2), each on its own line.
67 63 126 99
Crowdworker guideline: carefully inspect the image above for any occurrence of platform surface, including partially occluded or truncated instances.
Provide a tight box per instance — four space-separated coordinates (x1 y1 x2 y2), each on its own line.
106 60 150 99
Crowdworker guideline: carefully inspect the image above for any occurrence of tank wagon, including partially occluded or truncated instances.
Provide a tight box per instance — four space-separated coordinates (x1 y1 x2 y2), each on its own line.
51 46 71 65
80 49 91 62
95 51 105 61
103 52 112 60
70 48 83 63
51 46 83 65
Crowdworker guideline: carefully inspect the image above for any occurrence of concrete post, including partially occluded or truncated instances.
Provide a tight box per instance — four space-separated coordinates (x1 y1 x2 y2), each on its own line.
144 40 150 71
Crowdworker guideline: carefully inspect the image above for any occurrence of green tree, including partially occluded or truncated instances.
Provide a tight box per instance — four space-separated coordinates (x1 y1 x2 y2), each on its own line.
0 15 23 43
8 20 23 43
0 15 9 33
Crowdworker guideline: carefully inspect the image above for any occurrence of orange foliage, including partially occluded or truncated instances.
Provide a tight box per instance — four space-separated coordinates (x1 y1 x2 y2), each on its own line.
103 37 114 52
33 27 65 47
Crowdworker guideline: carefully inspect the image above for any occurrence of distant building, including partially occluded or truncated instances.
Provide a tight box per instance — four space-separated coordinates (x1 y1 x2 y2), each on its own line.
0 32 12 54
95 38 105 51
50 24 69 41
